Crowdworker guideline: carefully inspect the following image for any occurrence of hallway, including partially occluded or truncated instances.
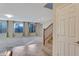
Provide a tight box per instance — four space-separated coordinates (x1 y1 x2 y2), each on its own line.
0 3 53 56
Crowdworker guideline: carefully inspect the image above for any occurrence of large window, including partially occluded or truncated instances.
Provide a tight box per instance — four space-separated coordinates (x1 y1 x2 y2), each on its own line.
0 21 7 33
14 22 24 33
29 23 36 33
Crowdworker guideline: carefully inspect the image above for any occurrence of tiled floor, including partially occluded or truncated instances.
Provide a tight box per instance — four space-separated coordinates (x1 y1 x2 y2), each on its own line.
0 36 52 56
0 36 42 56
12 44 49 56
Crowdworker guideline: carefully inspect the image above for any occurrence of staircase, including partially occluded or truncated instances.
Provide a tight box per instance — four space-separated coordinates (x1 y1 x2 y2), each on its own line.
43 23 53 56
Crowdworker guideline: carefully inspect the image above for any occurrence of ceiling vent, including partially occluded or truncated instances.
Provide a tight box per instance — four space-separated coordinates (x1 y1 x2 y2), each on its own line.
44 3 53 9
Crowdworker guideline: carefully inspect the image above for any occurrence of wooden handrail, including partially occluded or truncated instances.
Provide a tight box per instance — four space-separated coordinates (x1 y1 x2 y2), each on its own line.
44 23 53 30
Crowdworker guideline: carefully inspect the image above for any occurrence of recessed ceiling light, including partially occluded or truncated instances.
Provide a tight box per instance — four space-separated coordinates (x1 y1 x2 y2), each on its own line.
4 14 13 18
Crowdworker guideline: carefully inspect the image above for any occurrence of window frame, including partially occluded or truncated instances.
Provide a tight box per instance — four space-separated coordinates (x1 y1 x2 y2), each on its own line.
28 22 36 33
0 20 7 34
14 21 24 33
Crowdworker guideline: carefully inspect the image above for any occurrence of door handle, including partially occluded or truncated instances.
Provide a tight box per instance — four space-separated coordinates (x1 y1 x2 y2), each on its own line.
74 41 79 44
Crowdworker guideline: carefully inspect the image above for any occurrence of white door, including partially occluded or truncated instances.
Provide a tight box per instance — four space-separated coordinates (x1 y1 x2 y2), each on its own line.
53 4 79 56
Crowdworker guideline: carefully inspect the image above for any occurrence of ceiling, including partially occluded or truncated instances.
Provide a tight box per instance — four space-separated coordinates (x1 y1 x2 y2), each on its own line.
0 3 52 23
